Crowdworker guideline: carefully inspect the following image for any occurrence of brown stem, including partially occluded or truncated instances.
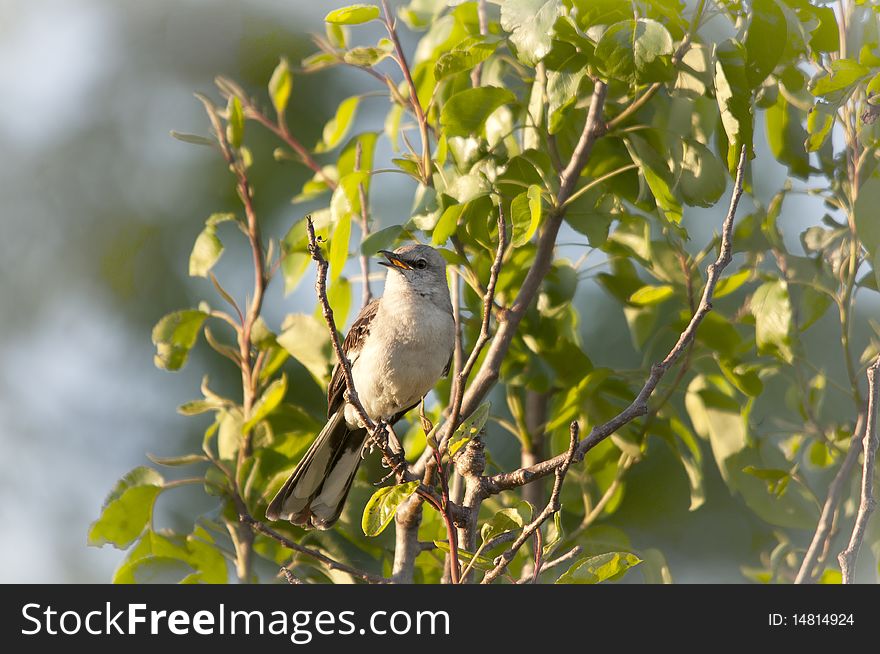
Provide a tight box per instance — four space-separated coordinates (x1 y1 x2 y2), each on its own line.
795 412 865 583
838 355 880 583
391 494 423 583
481 422 579 584
381 0 432 184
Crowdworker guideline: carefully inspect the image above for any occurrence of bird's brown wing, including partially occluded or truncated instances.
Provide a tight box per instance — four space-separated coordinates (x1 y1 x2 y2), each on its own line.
326 299 380 417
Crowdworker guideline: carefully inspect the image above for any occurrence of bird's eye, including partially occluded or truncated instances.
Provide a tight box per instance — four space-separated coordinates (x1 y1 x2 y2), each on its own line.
414 259 428 270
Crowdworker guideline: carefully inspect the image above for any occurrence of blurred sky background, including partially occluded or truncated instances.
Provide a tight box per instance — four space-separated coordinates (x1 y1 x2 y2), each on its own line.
0 0 867 583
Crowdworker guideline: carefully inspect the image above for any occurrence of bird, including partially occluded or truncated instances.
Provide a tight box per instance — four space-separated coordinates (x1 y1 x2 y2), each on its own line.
266 244 455 529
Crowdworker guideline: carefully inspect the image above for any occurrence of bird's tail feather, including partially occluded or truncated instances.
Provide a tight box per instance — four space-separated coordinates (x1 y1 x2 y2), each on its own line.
265 409 368 529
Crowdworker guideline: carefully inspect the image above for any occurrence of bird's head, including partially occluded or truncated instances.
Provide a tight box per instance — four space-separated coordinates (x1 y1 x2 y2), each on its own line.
378 244 449 302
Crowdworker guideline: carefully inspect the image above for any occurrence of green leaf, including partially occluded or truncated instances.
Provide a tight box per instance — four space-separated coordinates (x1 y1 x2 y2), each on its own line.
595 19 674 86
342 46 392 67
547 67 587 134
361 225 404 256
186 526 229 584
317 96 360 153
268 58 292 116
807 440 834 468
331 171 370 224
440 87 516 137
226 96 244 149
329 212 352 281
668 417 705 511
433 541 495 570
170 131 214 147
449 402 491 457
625 134 682 223
500 0 562 66
749 281 794 363
324 276 353 328
510 185 543 247
152 309 208 371
89 468 165 549
743 466 790 496
189 213 235 278
432 203 464 245
744 0 787 87
113 528 227 584
628 284 674 306
435 38 499 80
480 508 526 544
242 375 287 434
685 375 747 485
810 59 870 101
556 552 642 584
542 512 564 557
677 139 727 207
714 39 754 170
766 95 810 178
714 269 750 298
362 481 420 536
218 408 244 462
277 313 332 384
147 453 208 467
325 4 379 25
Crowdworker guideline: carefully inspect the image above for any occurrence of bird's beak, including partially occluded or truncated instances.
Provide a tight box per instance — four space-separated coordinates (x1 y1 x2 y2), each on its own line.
378 250 413 270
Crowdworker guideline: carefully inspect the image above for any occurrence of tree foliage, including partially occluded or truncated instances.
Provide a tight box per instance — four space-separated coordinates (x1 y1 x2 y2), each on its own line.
90 0 880 584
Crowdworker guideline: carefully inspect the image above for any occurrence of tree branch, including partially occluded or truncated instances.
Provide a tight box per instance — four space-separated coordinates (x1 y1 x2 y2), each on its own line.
795 411 866 583
838 355 880 583
481 422 579 584
214 76 336 191
484 146 748 495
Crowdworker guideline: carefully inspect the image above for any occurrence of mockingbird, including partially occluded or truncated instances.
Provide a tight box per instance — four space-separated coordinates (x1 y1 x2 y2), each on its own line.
266 244 455 529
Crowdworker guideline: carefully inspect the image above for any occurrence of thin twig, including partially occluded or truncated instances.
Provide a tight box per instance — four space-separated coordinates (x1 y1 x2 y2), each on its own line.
440 207 508 456
539 546 583 573
242 514 388 584
795 412 866 583
380 0 432 184
838 355 880 583
481 422 580 584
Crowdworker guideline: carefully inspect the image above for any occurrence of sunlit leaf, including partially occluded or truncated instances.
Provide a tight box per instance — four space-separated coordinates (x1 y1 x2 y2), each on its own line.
556 552 642 584
152 310 208 371
242 375 287 434
268 58 293 116
449 402 491 457
89 467 165 549
362 481 420 536
325 4 379 25
500 0 562 66
440 87 516 137
595 19 674 85
510 185 542 247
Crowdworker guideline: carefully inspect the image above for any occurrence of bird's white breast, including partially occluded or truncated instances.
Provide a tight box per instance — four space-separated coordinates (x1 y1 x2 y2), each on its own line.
346 294 455 425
